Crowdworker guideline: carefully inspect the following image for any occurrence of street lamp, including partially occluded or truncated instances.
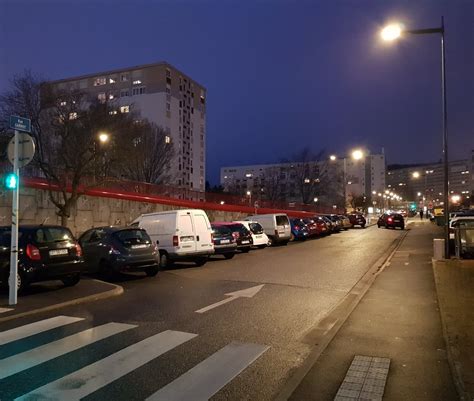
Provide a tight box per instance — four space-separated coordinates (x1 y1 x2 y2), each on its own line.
329 155 337 161
380 17 450 257
351 149 364 161
98 132 110 144
412 171 420 179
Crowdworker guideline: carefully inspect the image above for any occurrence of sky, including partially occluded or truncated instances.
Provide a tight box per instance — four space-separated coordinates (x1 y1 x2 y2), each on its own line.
0 0 472 185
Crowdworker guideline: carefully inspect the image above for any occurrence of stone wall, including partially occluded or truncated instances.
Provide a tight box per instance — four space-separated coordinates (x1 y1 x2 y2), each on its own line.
0 188 249 236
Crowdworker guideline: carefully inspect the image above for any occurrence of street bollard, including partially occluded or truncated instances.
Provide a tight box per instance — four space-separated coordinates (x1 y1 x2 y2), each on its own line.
433 238 445 260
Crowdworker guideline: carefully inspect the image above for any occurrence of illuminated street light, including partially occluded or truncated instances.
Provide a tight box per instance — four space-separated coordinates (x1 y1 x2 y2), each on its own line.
381 24 402 41
351 149 364 160
451 194 461 203
98 132 110 143
372 190 376 195
220 201 225 205
412 171 420 179
313 197 319 203
378 193 382 197
385 190 390 194
246 191 251 196
329 155 337 161
417 192 422 196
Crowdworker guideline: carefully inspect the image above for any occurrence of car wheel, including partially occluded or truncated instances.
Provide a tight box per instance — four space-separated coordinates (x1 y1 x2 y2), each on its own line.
267 237 274 247
195 257 208 267
145 265 159 277
290 233 295 242
62 273 81 287
17 271 29 294
159 252 169 269
224 253 235 259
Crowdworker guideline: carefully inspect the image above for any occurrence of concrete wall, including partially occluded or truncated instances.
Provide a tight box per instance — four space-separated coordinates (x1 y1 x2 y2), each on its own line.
0 187 248 236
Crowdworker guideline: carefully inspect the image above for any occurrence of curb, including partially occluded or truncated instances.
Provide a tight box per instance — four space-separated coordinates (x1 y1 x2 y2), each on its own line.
0 279 124 323
274 229 409 401
432 260 471 401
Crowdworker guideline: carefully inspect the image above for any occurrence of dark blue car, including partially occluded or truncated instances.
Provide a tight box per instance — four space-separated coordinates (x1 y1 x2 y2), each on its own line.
290 218 309 241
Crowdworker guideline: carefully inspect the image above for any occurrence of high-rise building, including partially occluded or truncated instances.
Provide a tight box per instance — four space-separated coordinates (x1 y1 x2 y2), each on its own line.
48 61 207 191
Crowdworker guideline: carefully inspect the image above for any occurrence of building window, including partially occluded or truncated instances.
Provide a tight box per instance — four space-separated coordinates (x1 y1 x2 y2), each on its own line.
133 80 142 85
120 105 130 113
166 69 171 78
97 93 106 103
120 89 129 97
166 77 171 85
60 101 67 106
94 77 106 86
120 74 128 82
166 103 171 111
109 93 115 100
69 112 78 120
109 110 118 115
109 77 116 84
165 135 171 144
166 87 171 94
132 86 146 95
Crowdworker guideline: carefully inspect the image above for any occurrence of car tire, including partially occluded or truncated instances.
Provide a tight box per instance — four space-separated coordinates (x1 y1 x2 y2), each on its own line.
267 237 274 247
290 233 295 242
159 252 169 269
195 257 208 267
17 271 29 294
224 253 235 259
62 273 81 287
145 265 159 277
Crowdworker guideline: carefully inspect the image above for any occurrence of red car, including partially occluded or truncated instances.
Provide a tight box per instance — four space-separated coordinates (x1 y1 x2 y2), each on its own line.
303 218 327 236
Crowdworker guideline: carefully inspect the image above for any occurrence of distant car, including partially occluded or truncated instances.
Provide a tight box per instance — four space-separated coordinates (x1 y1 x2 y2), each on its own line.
0 225 83 292
290 219 310 241
348 213 366 228
213 222 253 252
245 214 291 246
377 213 405 230
233 221 269 249
302 218 321 237
339 215 352 230
320 216 336 233
211 224 237 259
449 216 474 239
323 215 343 232
79 227 159 277
313 216 330 235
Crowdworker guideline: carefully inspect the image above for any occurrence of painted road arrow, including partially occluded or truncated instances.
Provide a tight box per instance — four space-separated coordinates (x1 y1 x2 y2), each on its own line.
195 284 265 314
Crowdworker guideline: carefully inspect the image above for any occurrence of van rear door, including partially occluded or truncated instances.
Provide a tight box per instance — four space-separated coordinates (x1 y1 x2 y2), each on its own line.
193 213 213 254
177 213 197 254
275 215 291 239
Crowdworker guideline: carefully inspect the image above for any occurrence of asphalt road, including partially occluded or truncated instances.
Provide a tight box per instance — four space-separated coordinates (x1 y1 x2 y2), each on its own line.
0 224 405 401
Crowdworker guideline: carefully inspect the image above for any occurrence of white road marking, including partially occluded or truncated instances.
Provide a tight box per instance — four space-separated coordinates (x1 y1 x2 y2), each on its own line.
0 307 13 314
195 284 265 314
0 322 136 380
147 341 269 401
15 330 197 401
0 316 84 346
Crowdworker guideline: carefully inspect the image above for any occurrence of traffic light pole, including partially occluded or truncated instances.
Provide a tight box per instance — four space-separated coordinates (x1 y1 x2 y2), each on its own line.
9 130 20 305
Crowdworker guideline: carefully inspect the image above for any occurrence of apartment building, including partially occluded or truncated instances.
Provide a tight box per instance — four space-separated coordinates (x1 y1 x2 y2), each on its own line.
386 150 474 206
220 153 386 206
48 61 206 191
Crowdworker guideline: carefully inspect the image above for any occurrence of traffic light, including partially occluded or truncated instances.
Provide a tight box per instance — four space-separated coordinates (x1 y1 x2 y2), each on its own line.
4 173 18 190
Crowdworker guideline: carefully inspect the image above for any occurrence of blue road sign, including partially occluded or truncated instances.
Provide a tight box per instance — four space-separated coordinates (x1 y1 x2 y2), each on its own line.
9 116 31 133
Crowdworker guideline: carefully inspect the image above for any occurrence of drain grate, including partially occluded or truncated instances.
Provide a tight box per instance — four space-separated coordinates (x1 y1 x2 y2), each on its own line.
334 355 390 401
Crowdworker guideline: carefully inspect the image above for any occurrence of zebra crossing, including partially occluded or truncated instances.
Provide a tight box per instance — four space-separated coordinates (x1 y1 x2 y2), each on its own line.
0 315 269 400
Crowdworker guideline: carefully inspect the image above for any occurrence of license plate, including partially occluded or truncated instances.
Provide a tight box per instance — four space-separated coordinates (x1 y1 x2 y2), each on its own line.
241 240 249 244
255 235 262 238
220 239 230 244
131 244 148 249
49 249 68 256
394 220 400 223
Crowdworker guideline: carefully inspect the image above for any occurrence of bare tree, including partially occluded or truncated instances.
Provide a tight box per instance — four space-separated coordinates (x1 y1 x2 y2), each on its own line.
261 166 284 202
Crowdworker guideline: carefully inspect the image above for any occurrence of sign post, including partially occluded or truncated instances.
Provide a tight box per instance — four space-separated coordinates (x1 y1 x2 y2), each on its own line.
8 116 33 306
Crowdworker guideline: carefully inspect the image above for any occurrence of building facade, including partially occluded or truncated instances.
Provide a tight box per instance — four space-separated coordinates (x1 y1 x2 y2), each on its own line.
49 62 207 191
220 153 386 207
386 150 474 207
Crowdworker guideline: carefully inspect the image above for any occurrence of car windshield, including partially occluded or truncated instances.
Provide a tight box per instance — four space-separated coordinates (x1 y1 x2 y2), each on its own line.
113 229 151 246
248 222 263 234
34 227 73 244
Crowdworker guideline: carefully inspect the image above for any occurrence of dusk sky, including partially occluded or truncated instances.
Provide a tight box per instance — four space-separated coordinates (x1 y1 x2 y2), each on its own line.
1 0 472 184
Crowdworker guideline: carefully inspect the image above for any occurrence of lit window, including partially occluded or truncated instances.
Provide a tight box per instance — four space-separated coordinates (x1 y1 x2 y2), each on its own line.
133 80 142 85
94 77 106 86
165 135 171 144
109 110 117 115
109 78 116 84
69 112 78 120
59 101 67 106
109 94 115 100
120 74 128 82
120 106 130 113
97 93 106 102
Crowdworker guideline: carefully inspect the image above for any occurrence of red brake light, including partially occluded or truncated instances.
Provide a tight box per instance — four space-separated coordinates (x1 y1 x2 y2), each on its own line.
26 244 41 261
75 243 83 257
387 217 393 222
295 225 300 230
232 232 240 239
173 235 179 246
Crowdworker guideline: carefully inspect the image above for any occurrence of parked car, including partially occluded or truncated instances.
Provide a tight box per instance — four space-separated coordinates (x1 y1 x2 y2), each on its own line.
212 222 253 252
0 225 83 292
320 216 336 233
290 219 310 241
449 216 474 240
210 224 238 259
132 209 214 268
245 214 291 246
377 213 405 230
233 221 269 249
339 215 352 230
79 227 159 277
301 218 320 237
323 215 342 232
347 213 366 228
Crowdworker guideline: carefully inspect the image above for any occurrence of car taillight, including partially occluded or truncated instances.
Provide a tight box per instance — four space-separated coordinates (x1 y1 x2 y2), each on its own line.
232 232 240 239
294 225 300 230
388 217 393 222
26 244 41 261
173 235 179 246
75 243 83 257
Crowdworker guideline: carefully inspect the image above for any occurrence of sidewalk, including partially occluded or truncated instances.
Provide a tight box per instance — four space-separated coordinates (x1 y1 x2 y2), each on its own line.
289 221 459 401
0 277 122 322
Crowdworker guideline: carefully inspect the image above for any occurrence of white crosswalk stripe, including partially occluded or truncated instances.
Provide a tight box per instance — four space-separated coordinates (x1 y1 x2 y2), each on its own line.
0 322 136 380
0 315 84 346
15 330 198 401
147 341 269 401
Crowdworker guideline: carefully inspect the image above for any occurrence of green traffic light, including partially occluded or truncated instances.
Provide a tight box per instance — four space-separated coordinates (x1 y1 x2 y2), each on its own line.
4 173 18 190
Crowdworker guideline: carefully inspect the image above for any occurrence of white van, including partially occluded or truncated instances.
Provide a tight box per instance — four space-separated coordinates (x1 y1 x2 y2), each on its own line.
132 209 214 267
245 214 291 245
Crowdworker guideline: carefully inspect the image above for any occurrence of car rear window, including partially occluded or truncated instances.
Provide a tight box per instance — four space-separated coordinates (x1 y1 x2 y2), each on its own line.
34 227 73 244
227 224 250 235
113 229 151 246
276 215 289 226
248 222 263 234
212 225 232 236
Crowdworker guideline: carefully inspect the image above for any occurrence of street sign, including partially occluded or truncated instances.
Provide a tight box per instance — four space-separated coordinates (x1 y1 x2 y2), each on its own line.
9 116 31 133
7 133 35 168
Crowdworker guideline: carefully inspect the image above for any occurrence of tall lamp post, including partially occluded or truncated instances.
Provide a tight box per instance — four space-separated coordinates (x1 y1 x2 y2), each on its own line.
381 18 449 257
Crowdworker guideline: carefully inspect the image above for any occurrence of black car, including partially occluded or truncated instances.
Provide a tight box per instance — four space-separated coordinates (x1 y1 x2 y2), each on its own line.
323 215 342 232
79 227 159 277
211 224 238 259
378 213 405 230
213 222 253 252
0 225 83 292
348 213 367 228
